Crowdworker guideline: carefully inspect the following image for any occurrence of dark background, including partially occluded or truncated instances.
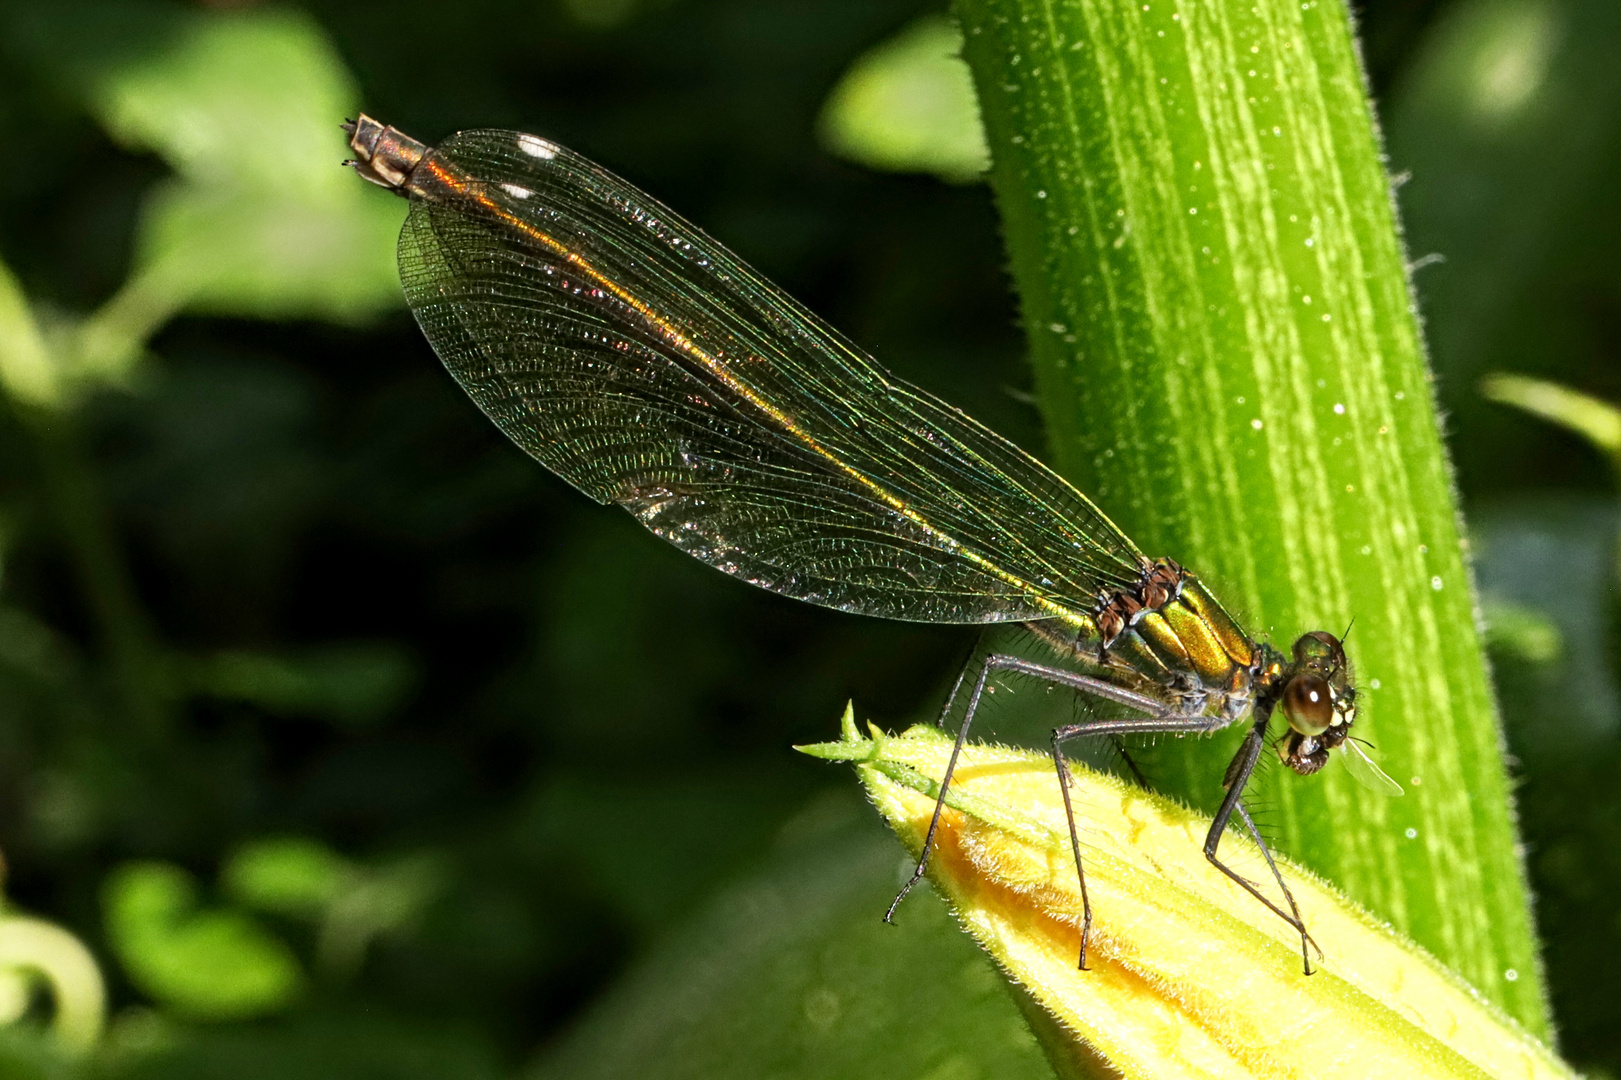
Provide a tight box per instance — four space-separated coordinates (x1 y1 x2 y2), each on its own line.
2 0 1619 1075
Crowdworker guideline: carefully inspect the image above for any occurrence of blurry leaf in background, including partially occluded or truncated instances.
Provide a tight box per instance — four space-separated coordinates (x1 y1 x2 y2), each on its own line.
6 3 406 383
0 1027 74 1080
1481 599 1562 666
221 838 348 920
97 352 332 622
560 0 646 31
522 773 820 936
1471 496 1621 1068
0 914 107 1053
223 838 444 981
1473 497 1619 758
530 790 1052 1080
89 7 405 326
0 256 61 409
104 862 301 1021
0 607 78 690
1388 0 1621 497
102 1012 505 1080
818 14 989 184
315 852 445 981
0 970 28 1027
1481 373 1621 476
191 643 417 728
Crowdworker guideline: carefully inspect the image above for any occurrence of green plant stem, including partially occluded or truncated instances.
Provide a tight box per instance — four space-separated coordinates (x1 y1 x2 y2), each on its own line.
954 0 1547 1036
29 412 168 737
0 253 167 736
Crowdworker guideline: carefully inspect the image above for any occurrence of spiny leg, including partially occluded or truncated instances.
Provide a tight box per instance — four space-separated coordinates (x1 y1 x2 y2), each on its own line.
1203 717 1319 974
1233 800 1316 965
1051 710 1231 969
883 649 991 922
886 651 1213 924
1111 736 1151 789
1049 734 1092 969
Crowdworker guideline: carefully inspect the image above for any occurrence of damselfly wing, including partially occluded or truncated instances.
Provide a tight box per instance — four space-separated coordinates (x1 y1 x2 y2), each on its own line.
344 115 1400 974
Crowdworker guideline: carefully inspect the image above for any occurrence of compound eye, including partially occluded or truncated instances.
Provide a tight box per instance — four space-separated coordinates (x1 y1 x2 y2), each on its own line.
1282 674 1334 737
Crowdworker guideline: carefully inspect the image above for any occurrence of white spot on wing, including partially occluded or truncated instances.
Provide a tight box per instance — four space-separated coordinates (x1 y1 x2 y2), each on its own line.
500 183 534 199
517 134 558 160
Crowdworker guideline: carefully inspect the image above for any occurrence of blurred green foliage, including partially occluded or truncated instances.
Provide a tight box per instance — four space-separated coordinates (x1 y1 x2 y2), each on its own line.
0 0 1615 1076
103 861 302 1020
818 14 989 182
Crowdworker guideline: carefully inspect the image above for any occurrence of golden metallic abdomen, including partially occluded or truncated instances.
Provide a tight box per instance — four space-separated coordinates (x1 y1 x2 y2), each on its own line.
1106 577 1256 711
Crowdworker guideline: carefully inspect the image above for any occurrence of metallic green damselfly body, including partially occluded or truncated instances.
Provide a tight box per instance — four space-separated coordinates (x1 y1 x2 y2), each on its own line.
344 115 1400 974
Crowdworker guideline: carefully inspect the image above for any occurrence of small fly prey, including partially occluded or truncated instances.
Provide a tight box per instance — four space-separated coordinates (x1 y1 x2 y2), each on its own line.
344 115 1401 974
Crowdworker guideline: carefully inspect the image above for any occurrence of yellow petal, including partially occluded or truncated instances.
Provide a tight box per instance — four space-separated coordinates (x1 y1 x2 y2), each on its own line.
800 714 1572 1080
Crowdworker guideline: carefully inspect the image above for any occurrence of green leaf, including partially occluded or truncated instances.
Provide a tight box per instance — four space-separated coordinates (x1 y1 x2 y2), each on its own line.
222 839 351 920
190 643 417 727
1481 373 1621 472
0 255 60 409
103 861 302 1020
818 14 990 183
955 0 1549 1035
316 853 445 980
1473 497 1621 757
532 790 1054 1080
1387 0 1621 492
92 8 403 326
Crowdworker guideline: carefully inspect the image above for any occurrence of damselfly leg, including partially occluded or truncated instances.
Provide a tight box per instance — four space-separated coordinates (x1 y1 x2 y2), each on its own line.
1204 717 1321 973
887 650 1316 974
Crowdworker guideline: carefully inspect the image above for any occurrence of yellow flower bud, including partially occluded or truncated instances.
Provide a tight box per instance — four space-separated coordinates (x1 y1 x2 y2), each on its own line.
800 709 1572 1080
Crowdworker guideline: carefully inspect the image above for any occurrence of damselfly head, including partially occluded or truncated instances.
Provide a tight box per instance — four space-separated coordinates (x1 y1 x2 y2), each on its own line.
1277 630 1356 777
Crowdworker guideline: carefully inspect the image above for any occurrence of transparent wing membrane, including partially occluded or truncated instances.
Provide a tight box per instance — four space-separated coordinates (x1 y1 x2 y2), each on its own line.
395 128 1146 625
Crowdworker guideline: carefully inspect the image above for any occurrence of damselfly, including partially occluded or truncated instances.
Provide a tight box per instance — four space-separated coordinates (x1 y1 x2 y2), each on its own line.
344 115 1401 974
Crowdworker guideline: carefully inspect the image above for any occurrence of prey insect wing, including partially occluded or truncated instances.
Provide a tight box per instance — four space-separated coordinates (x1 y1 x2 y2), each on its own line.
1341 738 1405 796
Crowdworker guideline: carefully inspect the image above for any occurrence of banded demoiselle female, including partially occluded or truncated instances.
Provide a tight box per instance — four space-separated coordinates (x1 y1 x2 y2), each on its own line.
344 114 1400 974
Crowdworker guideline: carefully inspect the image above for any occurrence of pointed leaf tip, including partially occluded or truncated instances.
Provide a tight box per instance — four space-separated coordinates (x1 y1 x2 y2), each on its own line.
840 700 859 739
